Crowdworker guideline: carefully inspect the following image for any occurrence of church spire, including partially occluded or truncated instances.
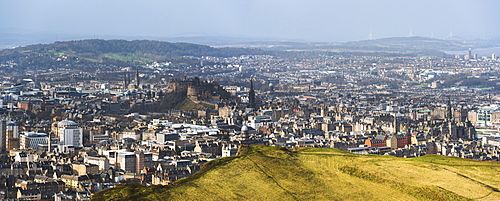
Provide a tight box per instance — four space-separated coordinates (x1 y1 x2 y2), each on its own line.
393 114 399 134
249 78 256 109
47 132 52 153
446 96 453 121
124 72 129 89
135 66 140 89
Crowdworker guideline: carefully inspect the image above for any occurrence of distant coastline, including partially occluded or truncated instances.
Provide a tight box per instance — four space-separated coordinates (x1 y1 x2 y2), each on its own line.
445 46 500 57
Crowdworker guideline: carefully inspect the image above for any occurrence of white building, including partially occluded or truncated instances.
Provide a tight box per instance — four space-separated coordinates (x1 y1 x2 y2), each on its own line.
59 126 83 147
20 132 48 149
222 144 239 157
104 150 136 172
117 151 136 173
247 115 275 130
152 119 172 127
84 156 110 171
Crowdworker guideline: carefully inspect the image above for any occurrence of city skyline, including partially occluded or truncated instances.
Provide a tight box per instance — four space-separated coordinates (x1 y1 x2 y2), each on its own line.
2 1 500 200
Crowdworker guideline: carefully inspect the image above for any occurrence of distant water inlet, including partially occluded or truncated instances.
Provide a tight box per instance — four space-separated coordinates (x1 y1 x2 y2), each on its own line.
445 47 500 57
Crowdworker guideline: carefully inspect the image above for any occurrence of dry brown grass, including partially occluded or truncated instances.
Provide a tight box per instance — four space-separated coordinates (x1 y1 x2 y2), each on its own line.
93 146 500 201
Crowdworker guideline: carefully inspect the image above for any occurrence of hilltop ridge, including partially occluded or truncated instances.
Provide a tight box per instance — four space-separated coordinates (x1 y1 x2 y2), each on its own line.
0 39 267 72
92 146 500 201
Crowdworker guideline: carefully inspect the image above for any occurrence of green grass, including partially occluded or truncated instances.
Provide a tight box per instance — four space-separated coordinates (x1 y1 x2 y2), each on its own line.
103 53 153 63
92 146 500 201
198 102 216 109
48 49 67 57
174 63 190 66
85 58 100 62
413 83 428 87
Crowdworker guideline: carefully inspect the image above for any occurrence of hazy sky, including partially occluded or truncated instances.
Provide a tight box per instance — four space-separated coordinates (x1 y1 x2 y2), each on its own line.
0 0 498 42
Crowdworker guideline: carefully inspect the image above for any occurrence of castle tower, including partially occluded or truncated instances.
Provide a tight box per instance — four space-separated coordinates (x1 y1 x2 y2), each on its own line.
187 86 199 101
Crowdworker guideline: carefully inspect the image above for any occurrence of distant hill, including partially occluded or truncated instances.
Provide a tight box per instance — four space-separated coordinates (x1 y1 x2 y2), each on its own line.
342 37 473 51
0 39 267 71
92 146 500 201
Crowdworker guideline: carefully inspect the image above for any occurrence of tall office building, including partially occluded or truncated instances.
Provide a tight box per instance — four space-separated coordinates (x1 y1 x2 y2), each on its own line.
6 122 19 151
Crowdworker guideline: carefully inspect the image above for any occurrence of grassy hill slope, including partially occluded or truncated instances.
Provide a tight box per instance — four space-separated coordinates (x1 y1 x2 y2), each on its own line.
92 146 500 201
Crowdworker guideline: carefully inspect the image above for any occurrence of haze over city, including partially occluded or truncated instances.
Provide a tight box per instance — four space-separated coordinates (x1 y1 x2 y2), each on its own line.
1 0 499 43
